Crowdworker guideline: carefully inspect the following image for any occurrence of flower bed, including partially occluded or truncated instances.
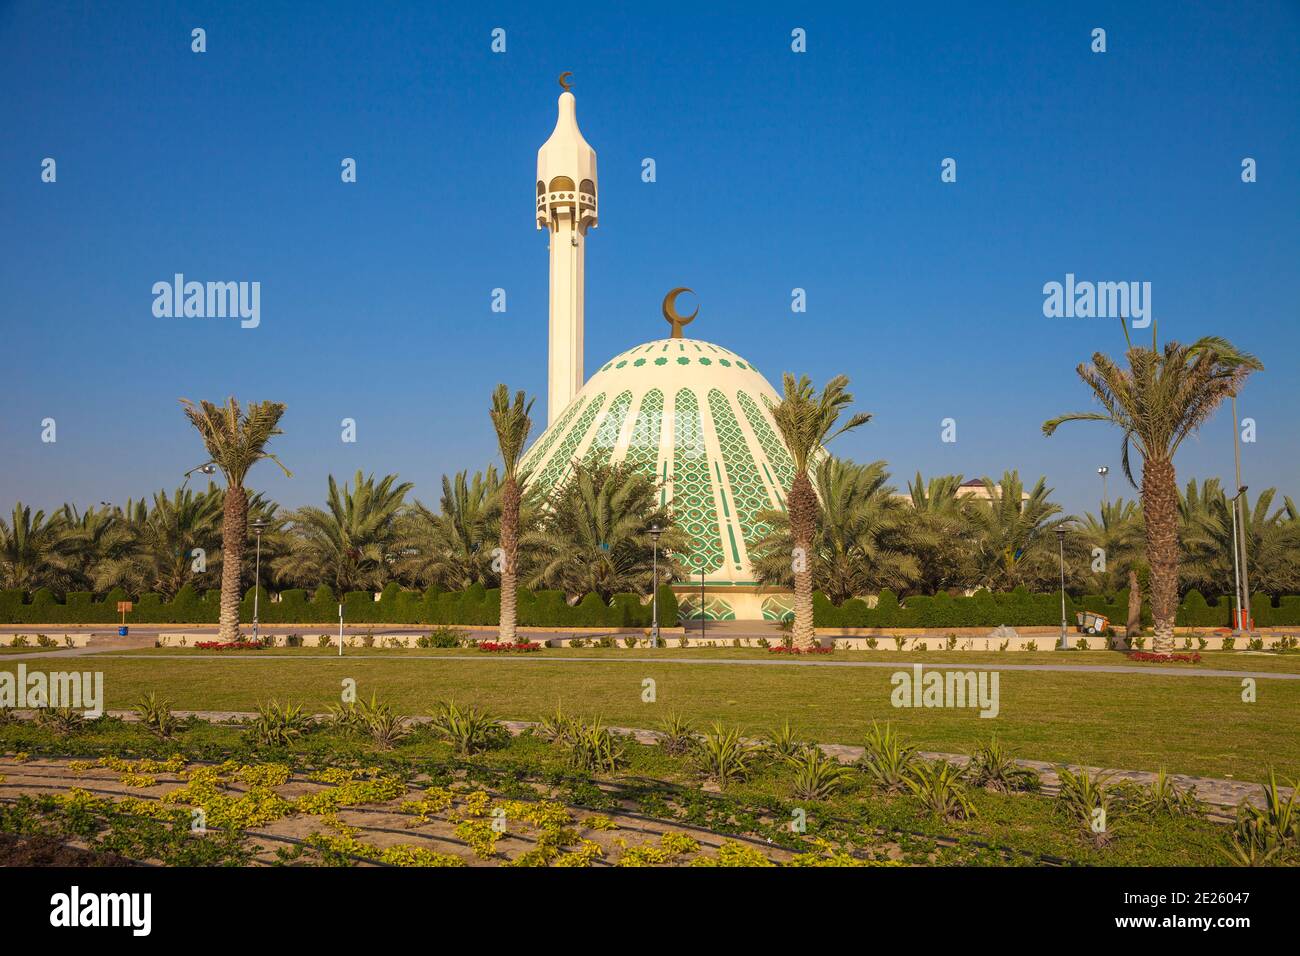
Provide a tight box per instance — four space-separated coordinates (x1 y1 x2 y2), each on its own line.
193 641 265 651
768 645 834 655
477 641 542 653
1127 651 1201 663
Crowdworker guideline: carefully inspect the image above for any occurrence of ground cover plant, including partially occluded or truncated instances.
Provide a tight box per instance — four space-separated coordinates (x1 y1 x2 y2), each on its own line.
0 708 1292 868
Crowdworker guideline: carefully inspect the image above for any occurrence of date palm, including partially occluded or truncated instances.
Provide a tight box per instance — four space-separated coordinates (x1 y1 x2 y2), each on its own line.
907 472 976 595
963 471 1071 591
93 486 223 597
489 384 535 643
395 468 502 590
1077 498 1146 636
0 504 71 592
751 458 922 604
181 398 290 642
1181 479 1300 597
523 462 682 603
1044 334 1262 652
768 374 871 649
276 471 411 593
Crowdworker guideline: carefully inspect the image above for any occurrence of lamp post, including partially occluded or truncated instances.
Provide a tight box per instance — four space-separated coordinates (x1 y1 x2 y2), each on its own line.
648 525 662 648
251 518 268 645
180 462 216 492
1056 525 1069 650
1230 486 1246 633
700 564 706 641
1097 466 1109 508
1231 394 1253 633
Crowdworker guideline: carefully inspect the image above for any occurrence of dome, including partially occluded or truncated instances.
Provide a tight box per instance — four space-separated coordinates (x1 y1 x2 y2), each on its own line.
522 337 798 621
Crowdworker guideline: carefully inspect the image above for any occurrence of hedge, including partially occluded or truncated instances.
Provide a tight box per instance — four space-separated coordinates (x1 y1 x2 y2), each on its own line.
0 583 681 629
809 586 1298 629
4 584 1289 629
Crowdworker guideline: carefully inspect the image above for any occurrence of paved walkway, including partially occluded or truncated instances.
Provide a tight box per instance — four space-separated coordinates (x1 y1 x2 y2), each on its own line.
15 649 1295 681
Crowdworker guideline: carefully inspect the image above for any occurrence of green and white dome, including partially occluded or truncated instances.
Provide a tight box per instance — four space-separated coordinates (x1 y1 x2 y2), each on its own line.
522 336 798 621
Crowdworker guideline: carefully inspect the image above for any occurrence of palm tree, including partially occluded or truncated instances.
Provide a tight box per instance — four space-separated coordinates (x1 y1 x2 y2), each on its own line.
276 471 411 593
396 468 502 590
751 458 922 604
1181 480 1300 598
54 503 125 592
1076 498 1146 636
524 463 682 603
93 486 223 597
181 398 290 642
767 375 871 649
489 385 535 643
0 504 70 592
906 472 975 595
1044 335 1262 652
963 471 1071 592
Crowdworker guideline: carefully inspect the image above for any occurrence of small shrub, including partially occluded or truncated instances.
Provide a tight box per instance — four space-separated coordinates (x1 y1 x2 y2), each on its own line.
858 721 917 793
789 746 851 801
246 700 310 748
133 692 181 739
967 736 1039 793
691 724 755 789
430 700 506 755
658 711 695 756
905 761 975 821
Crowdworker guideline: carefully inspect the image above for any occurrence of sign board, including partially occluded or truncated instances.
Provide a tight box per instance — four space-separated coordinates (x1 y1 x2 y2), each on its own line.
116 601 133 613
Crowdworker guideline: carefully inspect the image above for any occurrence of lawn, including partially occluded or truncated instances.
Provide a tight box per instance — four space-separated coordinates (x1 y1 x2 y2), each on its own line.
5 652 1296 781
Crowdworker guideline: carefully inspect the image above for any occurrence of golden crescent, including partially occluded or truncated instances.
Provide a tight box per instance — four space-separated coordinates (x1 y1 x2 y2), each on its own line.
558 72 573 91
662 287 698 338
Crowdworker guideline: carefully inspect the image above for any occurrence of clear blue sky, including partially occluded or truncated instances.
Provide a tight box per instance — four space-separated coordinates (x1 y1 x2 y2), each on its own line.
2 1 1297 518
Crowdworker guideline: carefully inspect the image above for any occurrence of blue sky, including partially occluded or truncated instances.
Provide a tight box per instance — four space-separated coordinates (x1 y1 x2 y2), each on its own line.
2 0 1297 518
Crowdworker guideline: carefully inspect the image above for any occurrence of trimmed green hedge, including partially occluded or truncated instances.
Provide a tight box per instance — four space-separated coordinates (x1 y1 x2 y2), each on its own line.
0 583 681 629
810 586 1293 629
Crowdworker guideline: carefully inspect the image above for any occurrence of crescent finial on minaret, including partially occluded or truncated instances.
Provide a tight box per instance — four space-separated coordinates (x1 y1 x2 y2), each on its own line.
558 71 573 91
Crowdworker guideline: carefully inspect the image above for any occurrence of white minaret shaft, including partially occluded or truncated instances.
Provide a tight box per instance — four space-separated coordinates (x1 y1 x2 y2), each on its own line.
537 88 598 426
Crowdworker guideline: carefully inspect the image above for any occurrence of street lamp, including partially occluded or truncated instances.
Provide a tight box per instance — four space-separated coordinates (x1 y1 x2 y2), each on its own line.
1231 485 1249 633
1230 393 1253 634
648 525 662 648
251 517 269 645
1097 466 1109 507
1056 525 1069 650
180 462 217 492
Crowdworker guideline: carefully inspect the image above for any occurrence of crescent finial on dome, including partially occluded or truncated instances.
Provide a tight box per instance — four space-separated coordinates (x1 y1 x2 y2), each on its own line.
662 287 698 338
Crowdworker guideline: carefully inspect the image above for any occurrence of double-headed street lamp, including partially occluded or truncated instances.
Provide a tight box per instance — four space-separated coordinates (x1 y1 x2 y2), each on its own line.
1056 525 1069 650
251 518 269 645
648 525 662 648
1230 485 1249 633
1097 465 1109 507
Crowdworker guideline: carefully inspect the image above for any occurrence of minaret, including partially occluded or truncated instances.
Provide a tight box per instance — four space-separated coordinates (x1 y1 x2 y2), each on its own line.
536 76 598 426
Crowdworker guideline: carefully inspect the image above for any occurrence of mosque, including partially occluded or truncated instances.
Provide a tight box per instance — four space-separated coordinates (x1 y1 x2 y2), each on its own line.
521 80 798 623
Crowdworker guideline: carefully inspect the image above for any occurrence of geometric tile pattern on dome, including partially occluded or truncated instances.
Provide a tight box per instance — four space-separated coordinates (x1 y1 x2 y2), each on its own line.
738 390 796 497
522 394 585 473
671 388 723 573
707 388 776 549
582 389 633 466
621 388 664 480
535 392 606 491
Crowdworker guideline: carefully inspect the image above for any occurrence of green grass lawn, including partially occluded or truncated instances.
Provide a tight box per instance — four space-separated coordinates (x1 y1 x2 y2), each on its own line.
5 652 1296 781
108 645 1300 672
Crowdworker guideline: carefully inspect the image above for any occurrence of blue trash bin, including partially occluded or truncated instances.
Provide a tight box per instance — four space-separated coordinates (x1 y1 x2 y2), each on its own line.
118 626 129 636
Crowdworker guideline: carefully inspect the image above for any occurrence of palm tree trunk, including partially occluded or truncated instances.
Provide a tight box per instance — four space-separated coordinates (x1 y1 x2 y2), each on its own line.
788 471 818 650
1125 566 1142 642
499 476 519 643
1141 459 1179 653
218 486 248 643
